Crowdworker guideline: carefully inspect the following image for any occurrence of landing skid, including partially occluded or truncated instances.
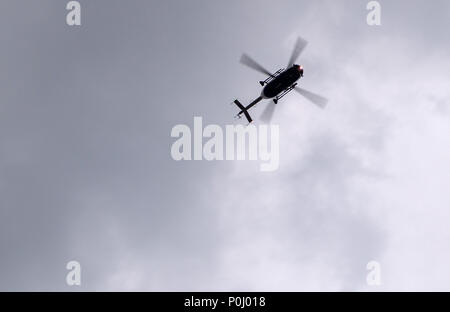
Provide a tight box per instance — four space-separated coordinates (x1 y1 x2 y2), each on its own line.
259 68 284 86
273 83 297 104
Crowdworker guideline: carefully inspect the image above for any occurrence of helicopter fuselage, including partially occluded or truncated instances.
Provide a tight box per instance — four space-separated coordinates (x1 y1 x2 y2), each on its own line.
234 37 327 123
262 65 303 99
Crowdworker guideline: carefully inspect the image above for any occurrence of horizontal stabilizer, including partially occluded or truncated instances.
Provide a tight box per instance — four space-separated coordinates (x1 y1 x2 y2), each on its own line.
233 100 253 123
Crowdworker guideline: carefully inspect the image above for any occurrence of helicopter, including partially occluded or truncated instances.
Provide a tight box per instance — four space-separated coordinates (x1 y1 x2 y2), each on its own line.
233 36 328 123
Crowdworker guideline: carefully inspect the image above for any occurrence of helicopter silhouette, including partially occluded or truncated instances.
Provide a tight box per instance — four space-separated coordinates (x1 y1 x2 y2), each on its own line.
233 36 328 123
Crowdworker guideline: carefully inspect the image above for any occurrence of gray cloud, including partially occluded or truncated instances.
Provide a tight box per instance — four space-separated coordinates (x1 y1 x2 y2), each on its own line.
0 0 449 291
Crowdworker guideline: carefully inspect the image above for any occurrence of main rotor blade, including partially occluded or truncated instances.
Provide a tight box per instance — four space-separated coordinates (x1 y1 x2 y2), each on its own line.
240 53 272 76
260 102 277 123
287 37 308 68
295 87 328 109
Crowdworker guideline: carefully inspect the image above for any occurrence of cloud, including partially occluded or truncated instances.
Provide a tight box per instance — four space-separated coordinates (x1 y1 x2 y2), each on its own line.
209 12 450 290
1 0 449 291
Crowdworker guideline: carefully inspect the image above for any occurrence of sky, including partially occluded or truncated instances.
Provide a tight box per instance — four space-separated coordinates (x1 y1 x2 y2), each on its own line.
0 0 450 291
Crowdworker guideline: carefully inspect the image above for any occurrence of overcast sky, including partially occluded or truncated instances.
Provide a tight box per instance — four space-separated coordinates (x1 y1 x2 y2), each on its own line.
1 0 450 291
